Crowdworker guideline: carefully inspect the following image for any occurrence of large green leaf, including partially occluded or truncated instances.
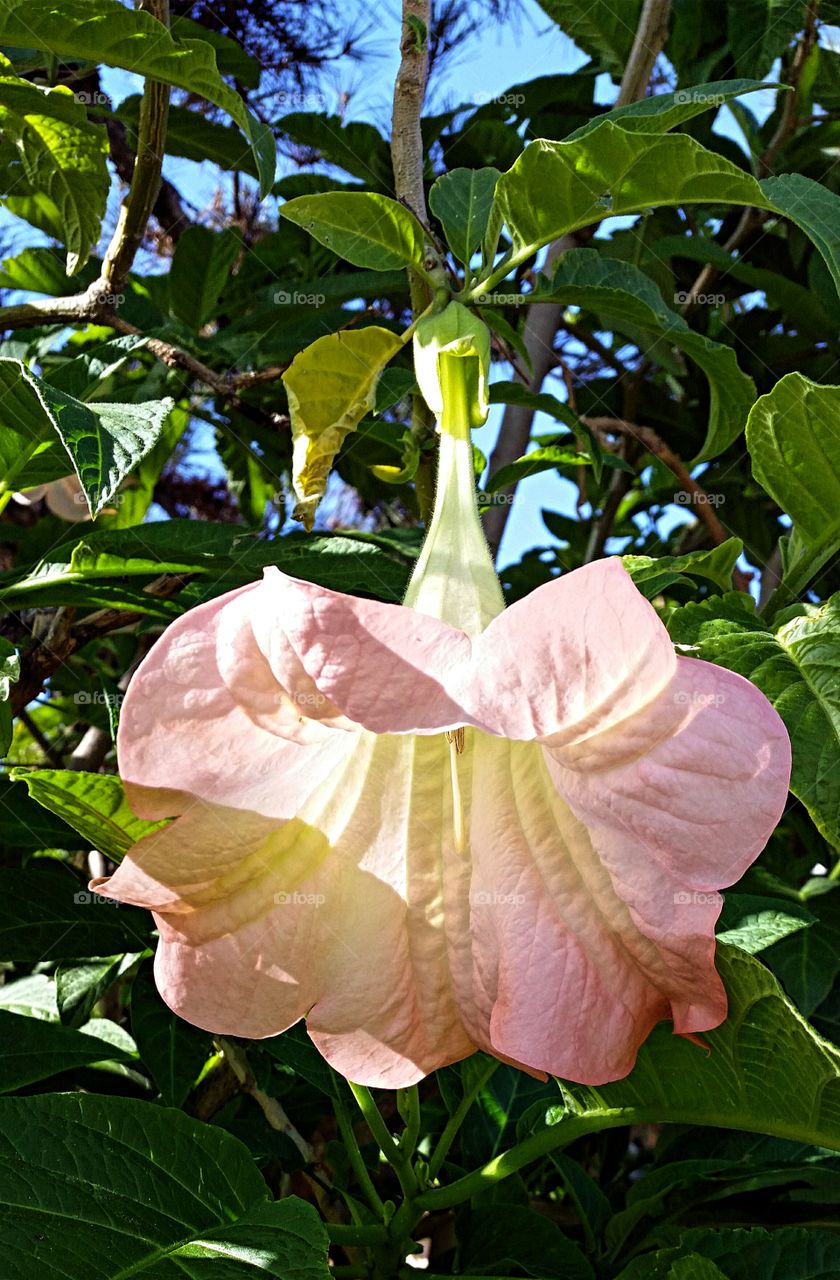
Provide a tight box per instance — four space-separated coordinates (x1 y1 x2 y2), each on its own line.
490 125 840 297
531 249 755 459
0 358 174 516
727 0 804 79
0 72 108 273
282 327 404 527
169 225 241 330
617 1226 840 1279
429 167 501 267
518 948 840 1157
0 1094 330 1277
568 79 772 141
623 541 744 597
278 112 393 190
0 861 155 961
11 770 166 861
0 1009 131 1092
0 0 275 194
533 0 643 76
669 590 840 850
280 191 427 270
745 374 840 604
0 524 415 611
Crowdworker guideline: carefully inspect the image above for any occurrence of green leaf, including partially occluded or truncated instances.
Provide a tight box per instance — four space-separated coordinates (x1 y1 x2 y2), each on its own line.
0 245 98 294
523 947 840 1154
616 1227 840 1280
0 861 154 960
0 358 174 516
283 327 403 528
0 73 108 273
728 0 804 79
458 1204 594 1279
623 541 743 597
491 125 840 299
0 0 275 194
746 374 840 603
486 446 629 492
0 779 87 850
764 896 840 1015
0 524 415 611
759 173 840 308
56 954 136 1027
568 79 774 141
0 1008 132 1092
429 167 501 267
531 249 755 460
668 590 840 850
533 0 643 76
131 961 210 1107
0 1094 331 1276
11 769 165 861
716 894 815 954
169 225 242 329
278 112 393 190
115 95 259 179
280 191 427 270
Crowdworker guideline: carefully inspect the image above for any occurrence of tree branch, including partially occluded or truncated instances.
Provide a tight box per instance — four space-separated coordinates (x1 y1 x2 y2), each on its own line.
482 0 672 556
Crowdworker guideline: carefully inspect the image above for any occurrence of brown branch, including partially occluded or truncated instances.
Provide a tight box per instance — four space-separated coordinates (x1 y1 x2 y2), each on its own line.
482 0 672 555
9 575 189 717
583 415 730 546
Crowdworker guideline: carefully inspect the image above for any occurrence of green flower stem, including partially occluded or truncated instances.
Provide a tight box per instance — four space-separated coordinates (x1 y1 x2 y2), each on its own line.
327 1224 389 1247
396 1085 421 1157
333 1088 387 1218
427 1057 500 1181
348 1082 419 1198
416 1108 639 1212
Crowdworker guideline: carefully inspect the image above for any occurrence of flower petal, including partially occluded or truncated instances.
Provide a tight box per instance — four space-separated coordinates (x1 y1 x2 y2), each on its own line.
459 656 789 1083
117 581 353 821
98 734 477 1087
470 559 677 741
249 567 475 733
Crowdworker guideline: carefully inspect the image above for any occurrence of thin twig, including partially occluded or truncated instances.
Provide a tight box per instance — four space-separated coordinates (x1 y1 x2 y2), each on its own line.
218 1038 314 1162
583 415 730 546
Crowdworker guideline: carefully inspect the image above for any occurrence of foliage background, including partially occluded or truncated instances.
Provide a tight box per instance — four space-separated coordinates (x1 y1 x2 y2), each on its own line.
2 0 840 1277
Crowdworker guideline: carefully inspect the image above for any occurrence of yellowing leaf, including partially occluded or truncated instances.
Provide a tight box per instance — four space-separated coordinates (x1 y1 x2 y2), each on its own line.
283 328 403 529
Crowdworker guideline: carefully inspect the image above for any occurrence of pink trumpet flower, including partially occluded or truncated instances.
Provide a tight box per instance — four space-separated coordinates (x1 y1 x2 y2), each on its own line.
95 338 790 1088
